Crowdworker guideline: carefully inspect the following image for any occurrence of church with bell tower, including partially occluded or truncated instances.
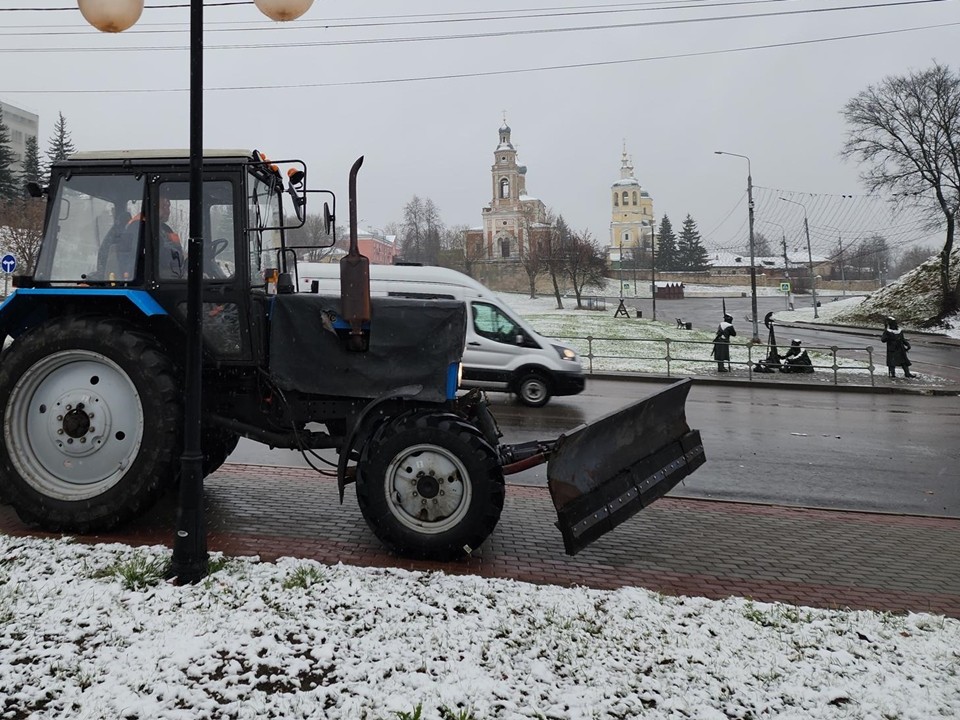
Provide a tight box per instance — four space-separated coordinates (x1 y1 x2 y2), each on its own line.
609 143 656 268
465 120 548 264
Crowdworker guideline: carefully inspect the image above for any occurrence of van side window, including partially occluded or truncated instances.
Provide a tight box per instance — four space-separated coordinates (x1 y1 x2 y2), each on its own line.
472 302 523 345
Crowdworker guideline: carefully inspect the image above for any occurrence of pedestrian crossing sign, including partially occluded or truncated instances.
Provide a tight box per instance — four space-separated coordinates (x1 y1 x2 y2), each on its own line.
780 282 791 293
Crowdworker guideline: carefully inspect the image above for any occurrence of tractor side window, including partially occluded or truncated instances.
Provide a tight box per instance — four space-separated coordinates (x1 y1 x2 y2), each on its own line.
34 174 145 283
471 302 523 345
247 172 282 287
157 180 236 281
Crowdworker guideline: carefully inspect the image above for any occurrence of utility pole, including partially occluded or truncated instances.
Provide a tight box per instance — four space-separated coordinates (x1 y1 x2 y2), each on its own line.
781 231 793 311
803 214 819 318
650 222 657 321
715 151 760 342
837 233 847 296
780 197 819 319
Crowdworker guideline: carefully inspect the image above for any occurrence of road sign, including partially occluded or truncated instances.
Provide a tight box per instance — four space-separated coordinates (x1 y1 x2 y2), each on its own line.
779 282 791 293
1 254 16 274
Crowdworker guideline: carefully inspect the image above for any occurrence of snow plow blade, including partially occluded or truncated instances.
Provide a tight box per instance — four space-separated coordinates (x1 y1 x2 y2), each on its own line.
547 379 705 555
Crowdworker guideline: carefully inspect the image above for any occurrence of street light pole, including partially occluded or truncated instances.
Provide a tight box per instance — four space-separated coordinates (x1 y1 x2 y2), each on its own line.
714 151 760 342
779 197 819 318
78 0 314 583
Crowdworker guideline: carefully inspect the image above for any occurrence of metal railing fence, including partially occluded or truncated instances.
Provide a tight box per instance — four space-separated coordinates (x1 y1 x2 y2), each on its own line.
552 335 878 386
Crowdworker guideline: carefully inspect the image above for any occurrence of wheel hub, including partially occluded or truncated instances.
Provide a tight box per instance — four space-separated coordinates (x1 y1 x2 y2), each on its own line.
385 444 469 530
45 391 112 458
62 404 91 438
416 474 441 499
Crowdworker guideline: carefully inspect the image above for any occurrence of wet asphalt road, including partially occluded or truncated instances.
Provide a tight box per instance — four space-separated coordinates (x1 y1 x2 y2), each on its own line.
229 377 960 518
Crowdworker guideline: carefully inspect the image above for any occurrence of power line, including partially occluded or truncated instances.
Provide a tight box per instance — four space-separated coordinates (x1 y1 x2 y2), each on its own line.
0 0 950 50
3 21 956 94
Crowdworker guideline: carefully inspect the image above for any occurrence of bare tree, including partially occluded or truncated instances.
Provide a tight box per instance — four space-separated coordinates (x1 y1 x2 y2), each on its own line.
841 62 960 315
540 211 574 309
284 214 345 261
399 196 443 264
0 198 46 274
751 231 773 257
564 229 607 309
893 245 937 278
518 202 545 298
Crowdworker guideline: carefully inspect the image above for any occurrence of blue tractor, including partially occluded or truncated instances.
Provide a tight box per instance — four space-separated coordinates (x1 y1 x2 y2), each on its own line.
0 149 705 559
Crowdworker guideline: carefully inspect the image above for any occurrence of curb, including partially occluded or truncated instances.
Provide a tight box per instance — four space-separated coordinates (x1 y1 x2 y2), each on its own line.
584 370 960 396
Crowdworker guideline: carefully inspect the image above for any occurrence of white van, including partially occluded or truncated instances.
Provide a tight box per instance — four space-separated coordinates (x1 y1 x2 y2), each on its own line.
294 263 585 407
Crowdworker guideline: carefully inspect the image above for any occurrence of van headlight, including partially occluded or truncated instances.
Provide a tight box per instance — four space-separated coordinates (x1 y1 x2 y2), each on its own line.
552 344 578 362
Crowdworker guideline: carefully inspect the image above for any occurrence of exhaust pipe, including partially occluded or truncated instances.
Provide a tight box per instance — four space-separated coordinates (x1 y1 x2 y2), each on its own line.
340 156 371 351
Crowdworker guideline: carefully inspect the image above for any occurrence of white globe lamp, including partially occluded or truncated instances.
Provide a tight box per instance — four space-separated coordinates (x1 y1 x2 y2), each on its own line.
77 0 143 33
255 0 314 21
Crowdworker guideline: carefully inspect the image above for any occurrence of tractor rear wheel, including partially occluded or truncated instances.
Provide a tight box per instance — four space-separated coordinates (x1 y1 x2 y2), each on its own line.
356 412 505 560
0 317 181 531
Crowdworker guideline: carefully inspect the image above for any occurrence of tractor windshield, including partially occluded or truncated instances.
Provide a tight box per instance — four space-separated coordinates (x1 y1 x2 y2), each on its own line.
34 174 145 283
247 169 283 287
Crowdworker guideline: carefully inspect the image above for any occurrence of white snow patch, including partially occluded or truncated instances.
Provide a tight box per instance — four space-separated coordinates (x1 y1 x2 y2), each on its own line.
0 536 957 719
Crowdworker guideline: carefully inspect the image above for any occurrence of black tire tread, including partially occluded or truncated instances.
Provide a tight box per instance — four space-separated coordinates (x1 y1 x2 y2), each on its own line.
356 411 504 560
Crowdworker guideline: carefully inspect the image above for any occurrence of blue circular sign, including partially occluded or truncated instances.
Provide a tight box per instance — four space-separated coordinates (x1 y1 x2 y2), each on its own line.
1 254 16 274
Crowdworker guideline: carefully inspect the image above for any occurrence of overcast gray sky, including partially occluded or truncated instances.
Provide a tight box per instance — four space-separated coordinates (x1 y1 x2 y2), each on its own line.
2 0 957 258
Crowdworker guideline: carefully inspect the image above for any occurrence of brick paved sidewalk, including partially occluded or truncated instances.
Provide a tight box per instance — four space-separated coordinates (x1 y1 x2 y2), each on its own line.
2 463 957 617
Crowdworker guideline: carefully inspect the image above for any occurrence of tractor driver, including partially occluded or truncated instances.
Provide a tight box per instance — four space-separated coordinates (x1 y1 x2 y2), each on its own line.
155 194 184 279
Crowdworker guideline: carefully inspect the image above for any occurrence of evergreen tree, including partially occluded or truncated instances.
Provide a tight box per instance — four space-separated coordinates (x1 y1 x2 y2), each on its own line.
677 214 709 270
19 135 41 190
44 112 77 177
0 107 19 201
655 214 678 271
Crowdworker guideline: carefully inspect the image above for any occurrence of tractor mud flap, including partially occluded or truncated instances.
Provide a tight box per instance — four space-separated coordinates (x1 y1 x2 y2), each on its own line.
547 378 705 555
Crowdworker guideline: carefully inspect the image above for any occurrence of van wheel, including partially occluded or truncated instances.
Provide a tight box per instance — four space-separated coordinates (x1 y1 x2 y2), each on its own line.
355 411 504 560
515 371 551 408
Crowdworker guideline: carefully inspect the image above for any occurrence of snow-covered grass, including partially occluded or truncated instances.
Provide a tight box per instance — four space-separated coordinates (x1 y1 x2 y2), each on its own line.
2 535 957 720
498 292 876 378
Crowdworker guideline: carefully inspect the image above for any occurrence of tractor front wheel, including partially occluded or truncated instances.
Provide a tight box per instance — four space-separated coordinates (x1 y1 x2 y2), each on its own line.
0 318 181 531
356 412 504 560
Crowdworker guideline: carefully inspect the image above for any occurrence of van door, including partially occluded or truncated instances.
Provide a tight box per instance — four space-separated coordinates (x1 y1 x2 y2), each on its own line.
463 300 537 385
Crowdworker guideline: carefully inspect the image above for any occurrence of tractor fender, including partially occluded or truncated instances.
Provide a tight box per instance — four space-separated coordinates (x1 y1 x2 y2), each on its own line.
0 288 167 345
336 385 430 503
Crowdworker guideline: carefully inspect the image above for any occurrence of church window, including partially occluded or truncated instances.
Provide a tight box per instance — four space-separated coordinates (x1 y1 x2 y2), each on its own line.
632 191 638 205
623 231 630 244
622 191 628 205
613 192 619 206
500 178 510 199
500 239 511 257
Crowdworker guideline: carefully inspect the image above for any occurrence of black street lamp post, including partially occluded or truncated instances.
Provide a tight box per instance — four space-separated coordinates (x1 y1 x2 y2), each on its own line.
78 0 314 582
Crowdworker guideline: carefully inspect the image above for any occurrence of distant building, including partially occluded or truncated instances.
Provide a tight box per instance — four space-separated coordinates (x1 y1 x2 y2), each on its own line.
356 228 397 265
608 144 655 269
707 251 831 277
464 122 549 263
0 100 40 174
